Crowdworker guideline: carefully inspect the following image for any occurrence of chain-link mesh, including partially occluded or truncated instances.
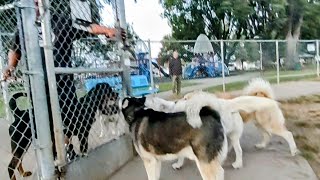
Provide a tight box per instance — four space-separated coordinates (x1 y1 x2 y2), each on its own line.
1 0 128 178
36 0 128 164
0 2 39 180
148 39 319 93
63 73 126 161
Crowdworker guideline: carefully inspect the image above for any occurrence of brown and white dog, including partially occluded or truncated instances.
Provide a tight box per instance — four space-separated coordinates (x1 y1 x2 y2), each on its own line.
121 96 227 180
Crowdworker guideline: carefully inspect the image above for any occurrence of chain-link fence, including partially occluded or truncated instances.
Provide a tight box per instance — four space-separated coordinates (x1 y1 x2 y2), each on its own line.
43 0 131 178
1 0 320 179
146 39 319 93
1 0 131 179
0 2 40 180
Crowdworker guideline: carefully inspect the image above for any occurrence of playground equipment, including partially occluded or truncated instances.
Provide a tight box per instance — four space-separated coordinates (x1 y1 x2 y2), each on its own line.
84 41 164 97
84 74 158 97
184 61 229 79
136 52 169 80
184 34 229 79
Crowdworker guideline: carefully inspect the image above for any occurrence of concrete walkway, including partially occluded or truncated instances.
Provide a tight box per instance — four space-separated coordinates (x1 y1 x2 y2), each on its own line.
155 72 260 99
110 80 320 180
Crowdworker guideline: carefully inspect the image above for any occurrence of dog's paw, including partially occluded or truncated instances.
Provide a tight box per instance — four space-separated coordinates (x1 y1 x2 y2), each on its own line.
172 162 183 170
255 143 266 149
232 161 243 169
22 171 32 177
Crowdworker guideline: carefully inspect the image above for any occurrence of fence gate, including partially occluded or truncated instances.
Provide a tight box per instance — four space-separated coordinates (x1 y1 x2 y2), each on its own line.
1 0 133 179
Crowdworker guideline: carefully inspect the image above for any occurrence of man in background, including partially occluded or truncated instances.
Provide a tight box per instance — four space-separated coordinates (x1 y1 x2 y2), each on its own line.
169 49 182 97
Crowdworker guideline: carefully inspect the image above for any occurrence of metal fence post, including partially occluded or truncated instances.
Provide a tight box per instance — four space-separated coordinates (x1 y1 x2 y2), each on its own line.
259 42 263 71
220 40 225 92
147 39 154 89
20 0 56 179
117 0 132 96
276 40 280 84
38 0 66 168
316 40 319 77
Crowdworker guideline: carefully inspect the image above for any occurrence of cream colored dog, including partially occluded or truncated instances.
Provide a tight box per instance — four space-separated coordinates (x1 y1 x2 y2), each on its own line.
240 78 298 153
216 78 299 154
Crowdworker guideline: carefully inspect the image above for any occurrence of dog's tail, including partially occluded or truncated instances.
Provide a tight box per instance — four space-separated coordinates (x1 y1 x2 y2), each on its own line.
9 92 27 114
218 133 228 164
228 95 278 113
243 78 274 99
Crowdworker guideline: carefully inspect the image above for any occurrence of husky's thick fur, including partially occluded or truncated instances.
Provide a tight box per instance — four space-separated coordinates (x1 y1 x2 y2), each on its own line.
144 96 243 169
121 97 227 180
147 92 282 170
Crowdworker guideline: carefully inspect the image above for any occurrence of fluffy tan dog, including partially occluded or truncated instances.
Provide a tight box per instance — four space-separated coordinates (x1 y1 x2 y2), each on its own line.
216 78 298 156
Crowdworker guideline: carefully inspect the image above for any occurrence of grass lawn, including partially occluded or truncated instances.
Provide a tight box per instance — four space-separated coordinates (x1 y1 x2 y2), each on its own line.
157 81 198 92
261 66 317 77
206 74 318 93
280 95 320 178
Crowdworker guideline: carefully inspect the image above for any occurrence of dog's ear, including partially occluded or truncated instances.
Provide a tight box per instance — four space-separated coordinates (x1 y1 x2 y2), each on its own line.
122 98 130 109
136 96 146 105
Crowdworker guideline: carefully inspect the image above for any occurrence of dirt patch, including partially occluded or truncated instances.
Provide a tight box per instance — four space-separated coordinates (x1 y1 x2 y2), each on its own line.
280 95 320 178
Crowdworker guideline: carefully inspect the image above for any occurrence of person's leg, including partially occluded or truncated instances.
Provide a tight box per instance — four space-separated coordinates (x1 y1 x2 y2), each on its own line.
172 75 177 94
177 75 182 95
56 74 78 126
56 74 78 149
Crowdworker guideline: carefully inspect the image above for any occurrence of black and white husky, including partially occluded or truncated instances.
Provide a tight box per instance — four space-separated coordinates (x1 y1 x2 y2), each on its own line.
143 92 282 170
121 97 227 180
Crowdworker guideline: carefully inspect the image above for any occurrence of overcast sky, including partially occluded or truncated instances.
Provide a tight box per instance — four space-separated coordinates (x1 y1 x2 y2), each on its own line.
125 0 172 58
100 0 171 58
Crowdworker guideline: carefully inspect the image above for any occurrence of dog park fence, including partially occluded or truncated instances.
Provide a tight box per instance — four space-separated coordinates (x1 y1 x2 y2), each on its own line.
0 0 133 179
147 39 320 92
0 2 42 180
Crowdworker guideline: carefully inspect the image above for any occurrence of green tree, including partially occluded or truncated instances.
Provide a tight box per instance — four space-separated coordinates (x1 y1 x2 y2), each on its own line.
284 0 306 69
160 0 287 65
234 42 260 62
158 35 193 65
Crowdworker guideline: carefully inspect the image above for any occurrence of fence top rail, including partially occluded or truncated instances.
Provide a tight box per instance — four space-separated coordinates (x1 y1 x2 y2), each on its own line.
0 32 15 36
147 39 320 43
54 67 123 74
0 3 15 11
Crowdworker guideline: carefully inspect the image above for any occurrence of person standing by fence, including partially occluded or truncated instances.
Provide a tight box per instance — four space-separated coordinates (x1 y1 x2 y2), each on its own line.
2 0 125 160
169 49 182 97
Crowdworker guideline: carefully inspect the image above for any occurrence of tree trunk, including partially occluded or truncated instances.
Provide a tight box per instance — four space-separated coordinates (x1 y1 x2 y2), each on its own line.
285 7 303 70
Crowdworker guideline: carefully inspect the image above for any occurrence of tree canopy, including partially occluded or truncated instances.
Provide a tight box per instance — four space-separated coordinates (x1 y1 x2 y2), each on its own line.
159 0 320 67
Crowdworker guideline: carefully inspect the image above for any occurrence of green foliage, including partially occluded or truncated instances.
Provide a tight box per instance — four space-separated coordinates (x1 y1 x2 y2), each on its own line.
159 0 287 64
234 42 260 62
300 1 320 39
159 0 319 66
158 35 193 65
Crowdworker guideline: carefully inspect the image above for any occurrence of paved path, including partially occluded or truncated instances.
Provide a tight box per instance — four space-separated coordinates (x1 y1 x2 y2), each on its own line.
155 72 260 99
110 80 320 180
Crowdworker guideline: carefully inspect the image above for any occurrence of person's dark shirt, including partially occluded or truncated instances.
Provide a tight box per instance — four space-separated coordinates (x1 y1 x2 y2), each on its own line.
10 14 88 68
9 14 89 107
169 57 182 76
